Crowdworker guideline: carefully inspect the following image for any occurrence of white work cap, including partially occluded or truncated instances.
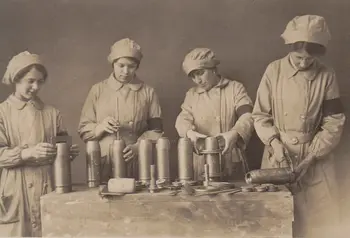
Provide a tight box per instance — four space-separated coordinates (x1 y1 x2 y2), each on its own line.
281 15 331 47
182 48 220 76
2 51 45 85
108 38 143 64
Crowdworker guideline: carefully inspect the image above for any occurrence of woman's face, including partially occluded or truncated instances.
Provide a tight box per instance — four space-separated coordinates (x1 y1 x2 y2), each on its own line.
113 57 138 83
15 67 45 101
290 50 316 71
190 68 219 91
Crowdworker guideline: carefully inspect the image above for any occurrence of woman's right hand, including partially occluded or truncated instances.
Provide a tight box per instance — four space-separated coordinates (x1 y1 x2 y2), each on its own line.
95 117 120 138
270 138 288 167
21 143 57 163
186 130 207 153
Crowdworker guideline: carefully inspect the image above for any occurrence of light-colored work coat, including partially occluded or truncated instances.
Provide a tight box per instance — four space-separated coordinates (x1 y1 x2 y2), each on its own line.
175 78 254 181
0 95 66 237
78 75 162 181
253 54 345 237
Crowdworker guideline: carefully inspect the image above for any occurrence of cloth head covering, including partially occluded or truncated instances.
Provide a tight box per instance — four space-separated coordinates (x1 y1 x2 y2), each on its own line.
281 15 331 47
2 51 45 85
182 48 220 76
107 38 143 64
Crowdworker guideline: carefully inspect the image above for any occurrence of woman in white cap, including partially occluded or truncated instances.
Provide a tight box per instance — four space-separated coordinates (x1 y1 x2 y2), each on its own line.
0 51 79 237
253 15 345 237
78 38 163 182
175 48 254 182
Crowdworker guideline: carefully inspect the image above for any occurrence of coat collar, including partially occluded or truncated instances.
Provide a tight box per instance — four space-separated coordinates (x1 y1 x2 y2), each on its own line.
282 54 321 81
195 77 230 94
7 94 44 110
107 74 144 91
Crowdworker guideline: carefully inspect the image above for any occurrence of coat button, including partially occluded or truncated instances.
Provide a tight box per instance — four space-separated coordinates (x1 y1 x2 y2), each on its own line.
28 183 33 188
284 112 288 116
291 137 298 145
300 115 306 120
215 116 220 121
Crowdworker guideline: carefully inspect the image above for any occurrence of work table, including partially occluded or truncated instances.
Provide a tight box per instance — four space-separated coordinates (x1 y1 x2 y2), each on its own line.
40 184 293 237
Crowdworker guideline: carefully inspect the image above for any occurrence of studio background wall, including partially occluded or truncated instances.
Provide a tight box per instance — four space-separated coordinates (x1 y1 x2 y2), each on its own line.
1 0 349 205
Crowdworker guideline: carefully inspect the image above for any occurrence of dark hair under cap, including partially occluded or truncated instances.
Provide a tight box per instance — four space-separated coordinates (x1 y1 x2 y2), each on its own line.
13 64 48 83
291 41 327 56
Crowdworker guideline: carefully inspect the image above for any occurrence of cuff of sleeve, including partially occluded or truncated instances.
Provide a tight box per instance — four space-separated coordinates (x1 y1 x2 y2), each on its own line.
267 134 280 146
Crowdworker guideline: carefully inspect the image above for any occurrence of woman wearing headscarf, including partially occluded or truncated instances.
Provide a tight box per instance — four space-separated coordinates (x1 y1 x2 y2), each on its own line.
78 38 163 182
175 48 254 181
0 51 79 237
253 15 345 237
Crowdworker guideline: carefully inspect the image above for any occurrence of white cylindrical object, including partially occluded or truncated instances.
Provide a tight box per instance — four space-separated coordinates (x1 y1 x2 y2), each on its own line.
107 178 136 194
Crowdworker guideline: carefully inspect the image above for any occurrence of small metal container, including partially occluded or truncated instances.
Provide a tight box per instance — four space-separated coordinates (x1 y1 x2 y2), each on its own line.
110 139 126 178
138 139 153 184
245 168 295 185
86 141 101 188
156 137 170 184
177 137 194 182
204 137 221 181
53 142 72 194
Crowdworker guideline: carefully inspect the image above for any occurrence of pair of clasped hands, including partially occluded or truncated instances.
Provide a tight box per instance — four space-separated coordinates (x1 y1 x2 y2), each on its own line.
270 138 316 182
95 117 137 162
19 143 79 165
186 129 239 154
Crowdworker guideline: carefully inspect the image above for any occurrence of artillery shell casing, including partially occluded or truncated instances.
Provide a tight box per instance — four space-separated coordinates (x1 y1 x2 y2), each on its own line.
177 137 194 182
245 168 295 185
86 141 101 188
204 137 221 181
110 139 126 178
54 142 72 194
156 137 170 183
138 139 153 183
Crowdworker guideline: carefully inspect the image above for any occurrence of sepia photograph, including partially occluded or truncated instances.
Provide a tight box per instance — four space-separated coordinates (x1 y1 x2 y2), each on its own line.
0 0 349 237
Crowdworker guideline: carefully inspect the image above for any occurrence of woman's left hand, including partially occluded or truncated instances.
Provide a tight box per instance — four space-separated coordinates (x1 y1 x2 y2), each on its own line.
123 143 138 162
216 130 239 154
69 144 80 161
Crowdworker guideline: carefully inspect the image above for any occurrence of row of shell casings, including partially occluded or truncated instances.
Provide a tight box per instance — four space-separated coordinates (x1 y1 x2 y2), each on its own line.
85 138 171 187
86 136 222 187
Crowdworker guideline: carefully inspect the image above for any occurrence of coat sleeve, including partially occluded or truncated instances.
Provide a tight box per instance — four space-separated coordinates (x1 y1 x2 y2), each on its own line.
252 65 280 145
78 85 99 142
0 113 24 168
175 91 195 137
307 71 346 158
231 82 254 148
138 88 163 142
146 88 163 132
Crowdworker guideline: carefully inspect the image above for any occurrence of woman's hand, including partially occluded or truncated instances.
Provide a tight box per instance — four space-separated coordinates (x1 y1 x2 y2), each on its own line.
95 117 120 138
123 143 138 162
21 143 57 163
216 130 239 154
270 138 289 167
69 144 80 161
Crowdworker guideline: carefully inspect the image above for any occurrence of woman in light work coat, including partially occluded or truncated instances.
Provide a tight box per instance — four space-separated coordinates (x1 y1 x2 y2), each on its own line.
0 51 79 237
78 38 163 182
175 48 254 181
253 15 345 238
